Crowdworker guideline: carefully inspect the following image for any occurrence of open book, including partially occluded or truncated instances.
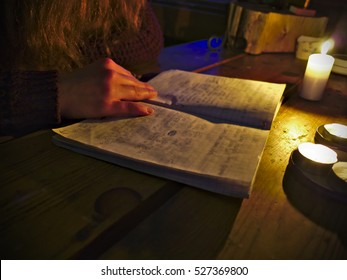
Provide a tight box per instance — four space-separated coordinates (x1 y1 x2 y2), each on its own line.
53 70 286 198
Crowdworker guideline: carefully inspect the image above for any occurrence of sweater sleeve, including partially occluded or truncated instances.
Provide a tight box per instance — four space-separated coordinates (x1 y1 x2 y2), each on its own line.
0 70 60 137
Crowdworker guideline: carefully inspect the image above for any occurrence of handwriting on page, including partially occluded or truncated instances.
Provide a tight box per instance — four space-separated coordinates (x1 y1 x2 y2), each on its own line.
149 70 286 129
54 105 268 186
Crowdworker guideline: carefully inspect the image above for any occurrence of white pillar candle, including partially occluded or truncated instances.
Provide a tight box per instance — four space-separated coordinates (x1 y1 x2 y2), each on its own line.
300 40 335 101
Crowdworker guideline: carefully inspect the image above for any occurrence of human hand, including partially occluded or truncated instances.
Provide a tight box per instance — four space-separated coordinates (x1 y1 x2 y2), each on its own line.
58 58 157 119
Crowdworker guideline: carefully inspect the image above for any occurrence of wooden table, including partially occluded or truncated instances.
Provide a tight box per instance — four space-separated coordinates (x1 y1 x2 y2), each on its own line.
1 40 347 260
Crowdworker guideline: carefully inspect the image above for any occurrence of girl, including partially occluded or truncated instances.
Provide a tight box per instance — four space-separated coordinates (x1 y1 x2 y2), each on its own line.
0 0 163 136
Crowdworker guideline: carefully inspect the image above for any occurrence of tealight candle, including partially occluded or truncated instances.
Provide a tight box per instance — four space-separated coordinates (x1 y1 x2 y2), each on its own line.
315 123 347 161
293 142 338 175
323 123 347 140
300 40 335 101
298 142 337 164
332 162 347 183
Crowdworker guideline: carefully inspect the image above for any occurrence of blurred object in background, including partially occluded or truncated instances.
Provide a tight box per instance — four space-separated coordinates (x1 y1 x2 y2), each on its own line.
150 0 346 55
151 0 231 46
224 1 328 54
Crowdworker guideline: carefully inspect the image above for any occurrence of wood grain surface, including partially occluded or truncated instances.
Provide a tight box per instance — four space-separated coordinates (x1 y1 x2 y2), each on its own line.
1 43 346 260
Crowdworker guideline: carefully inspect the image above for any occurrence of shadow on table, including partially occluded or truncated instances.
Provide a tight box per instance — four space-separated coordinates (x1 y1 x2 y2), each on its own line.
99 184 243 260
283 159 347 248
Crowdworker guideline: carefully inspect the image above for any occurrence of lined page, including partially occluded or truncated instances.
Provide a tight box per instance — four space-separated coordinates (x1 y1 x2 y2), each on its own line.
148 70 286 129
53 105 268 197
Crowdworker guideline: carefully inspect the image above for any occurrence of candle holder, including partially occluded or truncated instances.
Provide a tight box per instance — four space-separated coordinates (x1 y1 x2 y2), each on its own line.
320 123 347 143
293 143 337 176
288 143 347 202
333 162 347 184
315 123 347 161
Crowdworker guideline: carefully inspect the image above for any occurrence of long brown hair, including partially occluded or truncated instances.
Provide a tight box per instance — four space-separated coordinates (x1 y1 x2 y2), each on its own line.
0 0 146 70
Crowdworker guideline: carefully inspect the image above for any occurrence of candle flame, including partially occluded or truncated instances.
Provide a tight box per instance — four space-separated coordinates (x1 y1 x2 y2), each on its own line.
321 39 334 55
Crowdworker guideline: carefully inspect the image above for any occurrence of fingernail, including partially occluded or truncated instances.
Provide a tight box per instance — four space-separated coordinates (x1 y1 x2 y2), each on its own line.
147 107 154 115
149 89 158 97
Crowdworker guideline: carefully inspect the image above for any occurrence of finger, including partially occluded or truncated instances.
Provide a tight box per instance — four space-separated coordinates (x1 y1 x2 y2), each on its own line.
103 101 155 117
116 71 156 90
120 84 158 101
107 71 157 99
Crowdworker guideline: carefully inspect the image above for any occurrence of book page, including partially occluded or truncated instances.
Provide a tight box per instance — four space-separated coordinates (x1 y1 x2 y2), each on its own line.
148 70 286 130
53 105 268 197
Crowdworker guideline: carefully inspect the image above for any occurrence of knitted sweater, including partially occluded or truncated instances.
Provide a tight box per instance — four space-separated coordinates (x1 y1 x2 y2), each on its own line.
0 4 163 137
